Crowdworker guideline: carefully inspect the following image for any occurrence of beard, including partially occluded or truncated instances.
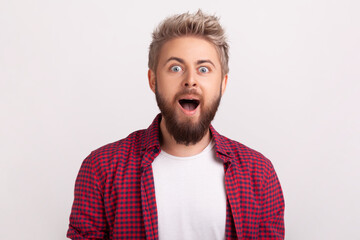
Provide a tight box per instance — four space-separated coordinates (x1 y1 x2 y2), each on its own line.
155 82 222 146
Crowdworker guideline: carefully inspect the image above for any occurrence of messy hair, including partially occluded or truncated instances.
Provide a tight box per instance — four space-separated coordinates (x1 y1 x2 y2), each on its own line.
148 9 229 77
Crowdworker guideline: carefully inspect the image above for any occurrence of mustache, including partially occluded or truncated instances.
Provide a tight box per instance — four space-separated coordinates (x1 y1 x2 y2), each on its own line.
174 89 202 100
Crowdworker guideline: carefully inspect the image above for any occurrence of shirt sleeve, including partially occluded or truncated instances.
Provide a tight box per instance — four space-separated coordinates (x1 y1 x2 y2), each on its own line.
259 163 285 239
67 154 109 239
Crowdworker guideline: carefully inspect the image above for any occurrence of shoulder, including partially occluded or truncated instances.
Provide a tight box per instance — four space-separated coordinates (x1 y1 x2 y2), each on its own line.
82 129 147 176
217 134 276 177
90 129 146 160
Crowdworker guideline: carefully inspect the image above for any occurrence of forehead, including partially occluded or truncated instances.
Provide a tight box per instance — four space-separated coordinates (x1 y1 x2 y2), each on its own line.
158 36 220 65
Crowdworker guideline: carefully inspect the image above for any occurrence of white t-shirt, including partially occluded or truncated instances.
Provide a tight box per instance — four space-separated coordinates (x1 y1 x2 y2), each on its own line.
152 141 227 240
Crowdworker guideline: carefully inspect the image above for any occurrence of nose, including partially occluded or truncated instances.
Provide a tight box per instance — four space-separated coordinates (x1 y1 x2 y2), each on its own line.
183 70 197 88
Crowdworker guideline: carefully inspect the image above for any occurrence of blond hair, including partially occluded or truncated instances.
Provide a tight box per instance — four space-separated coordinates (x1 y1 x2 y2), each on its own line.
148 10 229 77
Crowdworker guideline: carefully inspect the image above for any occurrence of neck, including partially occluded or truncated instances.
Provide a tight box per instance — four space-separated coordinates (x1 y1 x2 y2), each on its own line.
159 117 211 157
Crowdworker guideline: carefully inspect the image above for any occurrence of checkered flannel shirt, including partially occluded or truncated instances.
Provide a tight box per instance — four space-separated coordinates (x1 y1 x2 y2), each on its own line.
67 114 285 239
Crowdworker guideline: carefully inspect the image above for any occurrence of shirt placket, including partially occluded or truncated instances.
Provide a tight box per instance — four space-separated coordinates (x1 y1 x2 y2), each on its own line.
218 152 244 240
141 149 160 240
224 162 244 239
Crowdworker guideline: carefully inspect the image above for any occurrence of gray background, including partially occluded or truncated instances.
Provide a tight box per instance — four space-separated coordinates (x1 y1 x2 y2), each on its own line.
1 0 359 239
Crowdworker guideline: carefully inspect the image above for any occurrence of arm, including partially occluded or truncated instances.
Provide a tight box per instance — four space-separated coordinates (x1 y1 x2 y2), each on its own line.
67 154 109 239
259 164 285 239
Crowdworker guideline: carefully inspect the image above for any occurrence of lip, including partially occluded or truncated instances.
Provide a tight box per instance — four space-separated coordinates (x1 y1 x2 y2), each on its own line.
177 101 199 115
177 95 200 116
178 94 200 101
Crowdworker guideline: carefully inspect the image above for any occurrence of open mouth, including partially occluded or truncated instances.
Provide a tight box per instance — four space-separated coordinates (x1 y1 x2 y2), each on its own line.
179 99 200 111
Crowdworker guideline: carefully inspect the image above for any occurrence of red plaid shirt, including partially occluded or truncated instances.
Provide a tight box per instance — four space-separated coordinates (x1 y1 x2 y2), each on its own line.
67 114 285 239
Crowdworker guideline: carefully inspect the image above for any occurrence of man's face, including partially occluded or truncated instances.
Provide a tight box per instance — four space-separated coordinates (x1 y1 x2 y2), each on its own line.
148 36 228 145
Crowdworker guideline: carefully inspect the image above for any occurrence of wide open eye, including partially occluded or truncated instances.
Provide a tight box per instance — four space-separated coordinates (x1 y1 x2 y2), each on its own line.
199 66 209 73
170 65 182 72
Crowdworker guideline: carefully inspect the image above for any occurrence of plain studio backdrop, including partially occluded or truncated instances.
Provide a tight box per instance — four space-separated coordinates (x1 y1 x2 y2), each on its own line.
1 0 359 239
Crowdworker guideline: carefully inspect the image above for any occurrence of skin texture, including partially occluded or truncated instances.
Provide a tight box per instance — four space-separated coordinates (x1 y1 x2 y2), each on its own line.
148 36 228 157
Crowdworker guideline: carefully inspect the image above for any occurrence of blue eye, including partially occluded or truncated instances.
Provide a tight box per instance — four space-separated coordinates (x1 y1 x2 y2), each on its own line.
171 65 182 72
199 66 209 73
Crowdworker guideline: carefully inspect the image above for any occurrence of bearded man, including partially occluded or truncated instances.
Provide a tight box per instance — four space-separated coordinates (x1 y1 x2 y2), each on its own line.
67 10 285 240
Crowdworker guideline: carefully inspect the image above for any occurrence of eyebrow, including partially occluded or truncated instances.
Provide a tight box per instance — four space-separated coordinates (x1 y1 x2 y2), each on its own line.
164 57 184 65
197 59 216 68
164 57 216 68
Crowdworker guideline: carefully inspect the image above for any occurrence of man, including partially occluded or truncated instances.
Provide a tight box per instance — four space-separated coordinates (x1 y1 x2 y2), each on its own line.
67 10 285 240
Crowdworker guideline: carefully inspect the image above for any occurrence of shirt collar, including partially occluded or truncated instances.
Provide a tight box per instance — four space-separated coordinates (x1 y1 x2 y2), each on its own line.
209 124 233 162
140 114 162 155
141 114 234 163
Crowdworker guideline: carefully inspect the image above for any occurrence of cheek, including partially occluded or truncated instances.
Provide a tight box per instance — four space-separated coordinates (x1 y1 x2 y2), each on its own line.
157 82 177 96
157 75 181 92
156 81 178 102
201 81 221 96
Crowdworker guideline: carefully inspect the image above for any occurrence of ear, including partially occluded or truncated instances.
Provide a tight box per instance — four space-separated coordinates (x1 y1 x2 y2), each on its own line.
221 74 228 95
148 69 156 93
